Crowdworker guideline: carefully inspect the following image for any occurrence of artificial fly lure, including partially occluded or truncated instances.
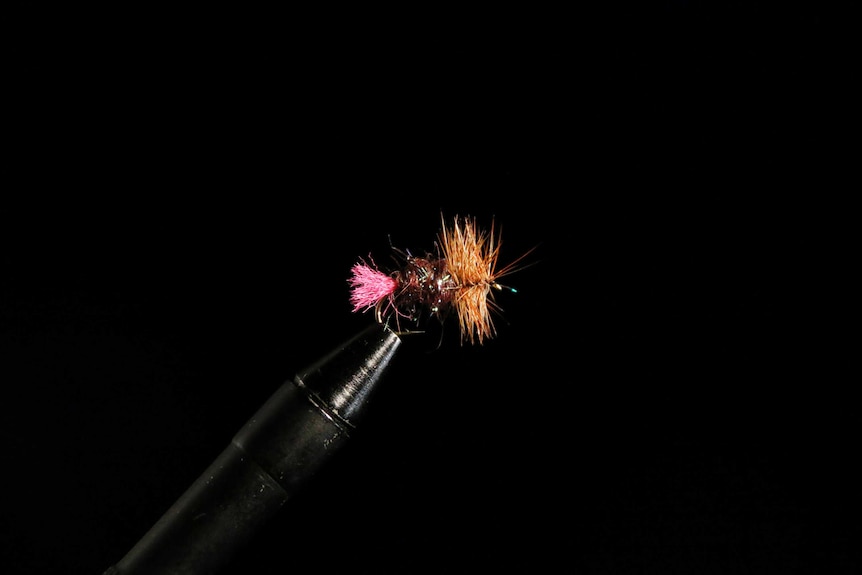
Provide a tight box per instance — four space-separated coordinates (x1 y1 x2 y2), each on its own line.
348 214 533 345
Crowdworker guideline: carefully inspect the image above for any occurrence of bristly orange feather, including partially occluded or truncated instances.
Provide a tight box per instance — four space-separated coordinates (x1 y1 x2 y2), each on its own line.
439 214 528 344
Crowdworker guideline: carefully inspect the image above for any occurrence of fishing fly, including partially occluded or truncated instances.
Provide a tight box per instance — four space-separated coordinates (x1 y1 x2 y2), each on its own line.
348 213 534 345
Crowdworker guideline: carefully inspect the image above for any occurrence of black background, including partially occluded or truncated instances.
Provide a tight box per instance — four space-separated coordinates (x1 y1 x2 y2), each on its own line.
3 3 855 574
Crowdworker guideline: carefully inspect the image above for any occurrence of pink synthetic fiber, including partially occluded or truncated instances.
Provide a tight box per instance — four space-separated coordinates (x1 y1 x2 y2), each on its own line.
348 262 398 312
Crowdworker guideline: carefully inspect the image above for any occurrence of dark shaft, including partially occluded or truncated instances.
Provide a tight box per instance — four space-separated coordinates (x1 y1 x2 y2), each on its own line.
104 324 401 575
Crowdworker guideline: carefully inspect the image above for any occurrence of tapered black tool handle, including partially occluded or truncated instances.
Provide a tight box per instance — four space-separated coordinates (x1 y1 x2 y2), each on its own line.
104 324 401 575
